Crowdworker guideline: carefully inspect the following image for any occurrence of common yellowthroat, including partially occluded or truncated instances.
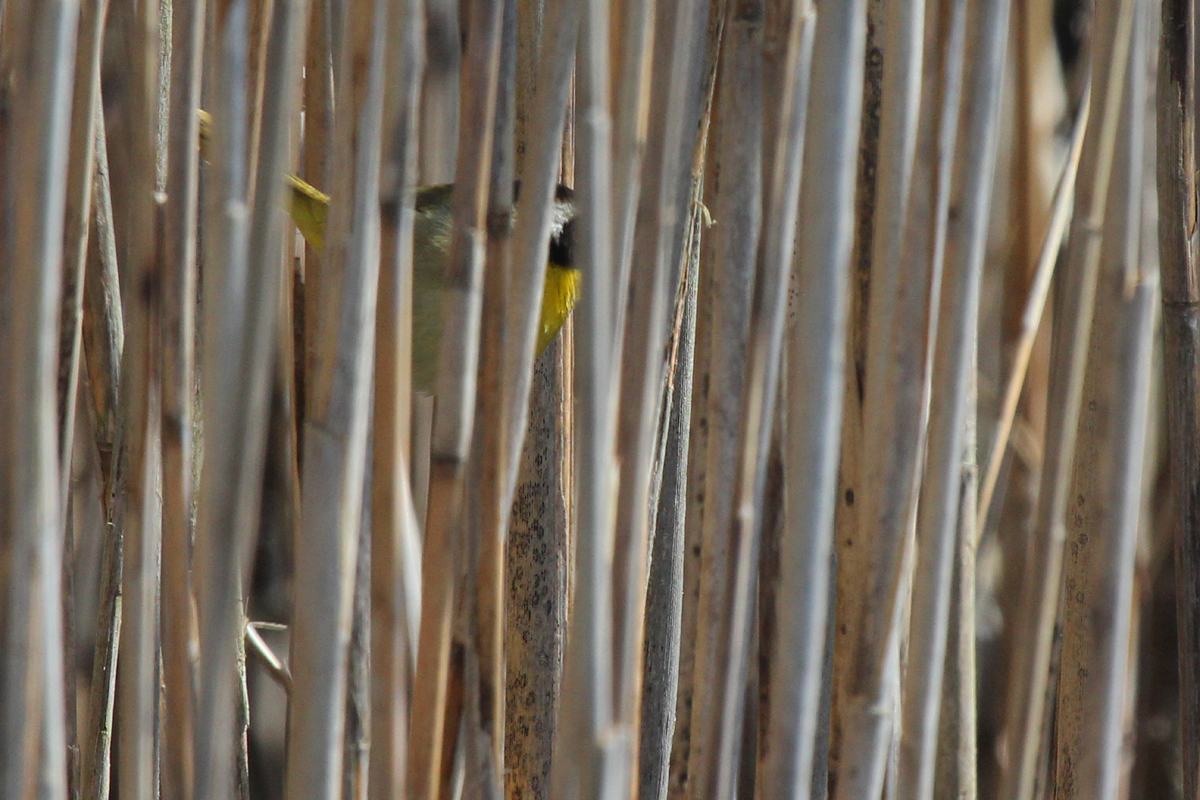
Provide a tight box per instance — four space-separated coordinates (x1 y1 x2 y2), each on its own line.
197 110 580 393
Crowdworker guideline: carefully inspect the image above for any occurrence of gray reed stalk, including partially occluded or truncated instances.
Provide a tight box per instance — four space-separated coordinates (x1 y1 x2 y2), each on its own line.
369 0 425 793
612 0 713 766
776 0 866 795
896 0 1005 792
193 1 310 799
160 0 205 797
640 215 701 800
608 0 654 335
1155 0 1200 792
419 0 460 183
934 375 978 800
0 0 81 796
829 0 922 776
1053 9 1150 792
79 105 123 800
712 0 820 792
835 2 966 795
111 0 164 795
682 6 755 798
549 0 620 791
664 12 726 797
284 0 388 795
684 1 764 795
406 0 506 791
997 0 1138 795
976 99 1088 531
742 5 818 799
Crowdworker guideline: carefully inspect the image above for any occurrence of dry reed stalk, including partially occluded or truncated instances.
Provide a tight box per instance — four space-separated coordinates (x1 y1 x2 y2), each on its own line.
55 7 109 791
737 3 821 798
545 0 621 793
769 0 866 796
107 0 165 796
835 2 966 794
608 0 654 336
610 0 713 775
896 0 1007 796
1156 0 1200 792
975 100 1088 530
406 0 505 792
369 0 425 795
1053 10 1152 792
79 108 124 800
159 0 205 797
664 16 724 792
81 110 125 501
0 0 82 796
933 386 978 800
640 221 700 800
193 2 311 799
828 0 921 777
683 1 764 795
468 0 517 782
419 0 460 183
997 0 1138 796
284 0 388 795
57 0 109 511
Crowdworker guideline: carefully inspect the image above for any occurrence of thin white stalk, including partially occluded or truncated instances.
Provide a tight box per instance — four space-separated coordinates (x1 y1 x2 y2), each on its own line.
550 0 618 791
975 97 1089 532
896 0 1007 792
284 0 386 795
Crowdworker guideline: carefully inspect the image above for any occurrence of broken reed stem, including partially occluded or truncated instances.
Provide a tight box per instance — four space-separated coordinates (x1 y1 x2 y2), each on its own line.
368 0 425 794
78 110 123 800
997 0 1138 796
407 0 505 792
976 98 1089 532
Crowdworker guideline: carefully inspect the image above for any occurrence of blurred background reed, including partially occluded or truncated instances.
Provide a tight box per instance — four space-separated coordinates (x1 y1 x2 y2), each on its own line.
0 0 1192 799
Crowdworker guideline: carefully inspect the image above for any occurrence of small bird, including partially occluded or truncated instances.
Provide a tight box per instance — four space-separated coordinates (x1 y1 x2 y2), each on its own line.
197 110 580 393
